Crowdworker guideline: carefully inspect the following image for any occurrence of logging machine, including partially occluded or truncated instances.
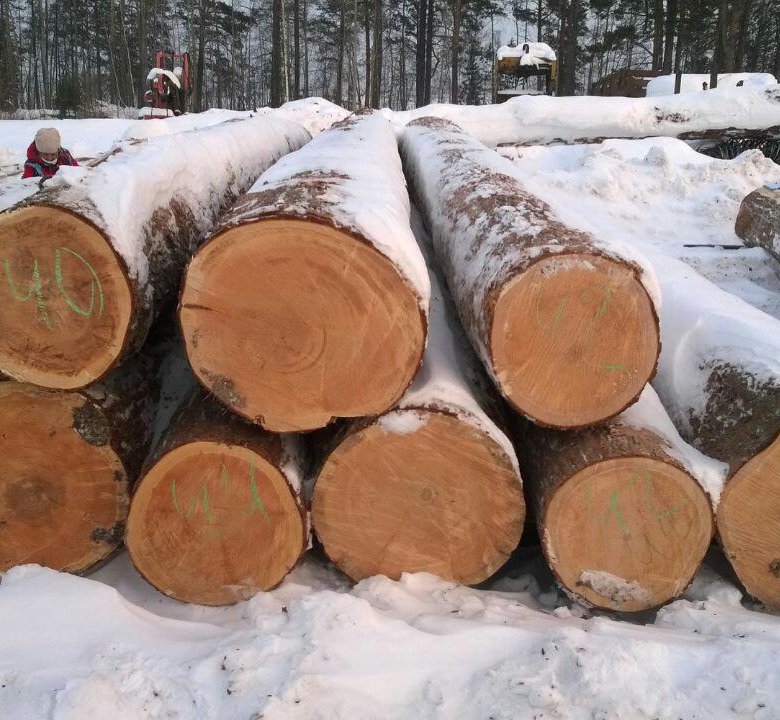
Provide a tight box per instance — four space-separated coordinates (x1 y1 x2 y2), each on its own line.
141 50 192 120
494 41 557 102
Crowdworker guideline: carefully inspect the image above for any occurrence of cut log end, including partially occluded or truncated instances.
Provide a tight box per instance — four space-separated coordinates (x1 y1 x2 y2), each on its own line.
0 206 132 389
491 253 659 427
543 456 713 612
312 410 525 584
126 441 306 605
0 382 128 573
180 218 425 432
717 435 780 609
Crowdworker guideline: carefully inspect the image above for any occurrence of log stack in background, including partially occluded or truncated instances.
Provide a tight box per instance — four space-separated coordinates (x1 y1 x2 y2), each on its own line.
311 214 525 585
180 112 429 433
399 116 660 429
126 389 307 605
0 115 310 389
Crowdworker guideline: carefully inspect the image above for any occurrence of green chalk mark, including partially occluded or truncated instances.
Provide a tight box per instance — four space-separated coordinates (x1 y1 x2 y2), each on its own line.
3 257 51 329
54 246 105 318
243 459 271 523
171 478 197 518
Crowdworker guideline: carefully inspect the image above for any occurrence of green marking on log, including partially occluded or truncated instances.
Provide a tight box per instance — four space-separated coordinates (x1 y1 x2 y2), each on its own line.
3 247 105 329
243 458 271 523
171 478 197 518
54 247 105 318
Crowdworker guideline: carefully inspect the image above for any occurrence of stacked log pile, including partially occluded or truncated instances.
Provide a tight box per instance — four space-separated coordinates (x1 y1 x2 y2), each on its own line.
2 101 777 613
0 114 309 580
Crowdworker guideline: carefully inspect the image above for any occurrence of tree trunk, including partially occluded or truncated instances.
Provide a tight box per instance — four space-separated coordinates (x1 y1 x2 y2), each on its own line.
293 0 300 98
649 253 780 610
516 386 714 612
450 0 460 103
180 113 429 433
0 117 310 390
415 0 427 106
424 0 433 103
400 117 659 429
652 0 664 71
0 330 175 575
312 215 524 585
364 0 371 106
370 0 382 108
137 0 147 106
195 0 206 112
662 0 678 73
126 389 308 606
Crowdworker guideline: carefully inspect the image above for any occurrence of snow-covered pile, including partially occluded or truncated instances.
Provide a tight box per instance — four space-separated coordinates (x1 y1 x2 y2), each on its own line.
496 42 556 65
647 72 778 96
146 67 181 88
389 84 780 147
497 137 780 316
271 96 351 136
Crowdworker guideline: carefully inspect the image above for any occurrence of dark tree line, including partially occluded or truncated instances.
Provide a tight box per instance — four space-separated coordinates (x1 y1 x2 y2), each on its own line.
0 0 778 114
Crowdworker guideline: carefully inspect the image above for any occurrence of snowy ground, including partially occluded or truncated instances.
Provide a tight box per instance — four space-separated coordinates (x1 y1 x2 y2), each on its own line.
2 96 780 719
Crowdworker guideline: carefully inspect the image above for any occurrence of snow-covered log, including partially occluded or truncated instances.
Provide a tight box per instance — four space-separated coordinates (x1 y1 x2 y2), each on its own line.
735 183 780 262
180 112 429 433
126 389 307 606
517 386 718 612
400 117 659 428
0 115 311 390
311 214 524 585
650 252 780 609
388 84 780 147
0 333 176 575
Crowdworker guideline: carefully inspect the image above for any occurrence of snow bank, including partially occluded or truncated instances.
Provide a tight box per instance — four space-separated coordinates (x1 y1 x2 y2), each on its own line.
496 42 556 64
647 73 777 96
270 97 351 136
497 137 780 315
3 557 780 719
387 84 780 147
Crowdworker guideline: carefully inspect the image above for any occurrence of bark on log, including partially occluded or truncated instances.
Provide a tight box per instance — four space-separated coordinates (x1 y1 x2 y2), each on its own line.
0 116 311 390
516 386 715 612
735 183 780 263
126 389 307 605
389 84 780 147
180 112 429 433
399 117 660 428
311 214 524 585
650 253 780 609
0 334 175 574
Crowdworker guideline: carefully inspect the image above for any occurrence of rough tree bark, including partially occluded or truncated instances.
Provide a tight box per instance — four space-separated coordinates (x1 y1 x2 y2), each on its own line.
400 117 659 429
735 183 780 264
126 389 308 606
180 112 429 433
0 116 310 390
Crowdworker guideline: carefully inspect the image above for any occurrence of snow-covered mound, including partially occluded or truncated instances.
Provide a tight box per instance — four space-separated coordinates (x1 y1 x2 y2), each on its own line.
2 556 780 720
647 72 777 96
498 137 780 316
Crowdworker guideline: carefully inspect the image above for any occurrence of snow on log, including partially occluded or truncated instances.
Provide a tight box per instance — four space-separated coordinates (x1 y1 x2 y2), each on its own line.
180 112 429 433
126 389 307 605
388 84 780 147
400 117 659 428
0 115 311 390
516 386 717 612
311 214 524 585
735 183 780 263
649 252 780 609
0 334 176 575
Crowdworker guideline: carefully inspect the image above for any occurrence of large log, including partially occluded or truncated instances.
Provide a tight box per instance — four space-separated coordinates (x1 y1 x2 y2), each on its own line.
650 252 780 608
126 389 307 605
311 214 524 585
0 335 176 574
517 386 718 612
180 112 429 432
0 116 310 390
400 117 660 428
735 183 780 263
389 84 780 147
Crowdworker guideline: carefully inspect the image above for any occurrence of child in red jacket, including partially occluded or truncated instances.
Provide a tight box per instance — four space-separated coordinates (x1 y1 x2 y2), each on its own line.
21 127 79 180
